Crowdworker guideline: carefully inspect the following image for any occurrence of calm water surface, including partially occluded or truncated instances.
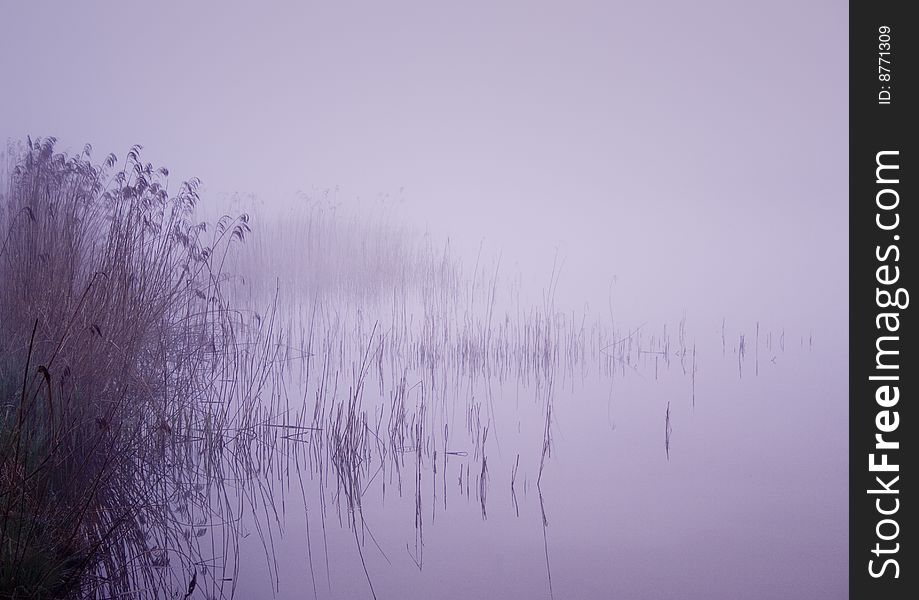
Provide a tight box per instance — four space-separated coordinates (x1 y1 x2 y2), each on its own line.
220 308 846 600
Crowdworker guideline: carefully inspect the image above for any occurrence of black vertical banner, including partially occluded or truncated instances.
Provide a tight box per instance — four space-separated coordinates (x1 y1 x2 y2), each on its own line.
850 2 915 599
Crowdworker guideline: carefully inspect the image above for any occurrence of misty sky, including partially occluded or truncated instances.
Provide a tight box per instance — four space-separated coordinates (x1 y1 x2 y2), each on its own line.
1 1 847 326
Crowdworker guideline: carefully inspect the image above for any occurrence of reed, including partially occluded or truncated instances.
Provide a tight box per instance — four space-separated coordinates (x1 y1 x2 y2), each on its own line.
0 138 252 598
1 136 734 598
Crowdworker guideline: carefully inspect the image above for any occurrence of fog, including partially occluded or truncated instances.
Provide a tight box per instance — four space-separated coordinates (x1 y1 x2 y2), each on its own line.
0 2 847 598
1 0 846 318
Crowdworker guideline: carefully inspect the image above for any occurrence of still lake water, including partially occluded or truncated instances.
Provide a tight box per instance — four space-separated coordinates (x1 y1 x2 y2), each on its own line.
215 303 846 600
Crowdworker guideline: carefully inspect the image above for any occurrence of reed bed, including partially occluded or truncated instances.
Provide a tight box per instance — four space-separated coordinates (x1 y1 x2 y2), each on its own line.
1 137 785 599
0 138 264 598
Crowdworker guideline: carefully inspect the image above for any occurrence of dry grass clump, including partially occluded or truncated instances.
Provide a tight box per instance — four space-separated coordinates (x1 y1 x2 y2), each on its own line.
0 138 250 598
